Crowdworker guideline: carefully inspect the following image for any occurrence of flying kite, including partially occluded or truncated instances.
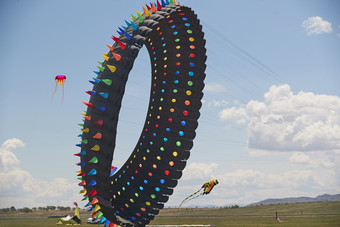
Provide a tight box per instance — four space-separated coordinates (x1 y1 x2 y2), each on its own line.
52 75 66 103
179 179 219 207
76 1 207 226
56 202 81 225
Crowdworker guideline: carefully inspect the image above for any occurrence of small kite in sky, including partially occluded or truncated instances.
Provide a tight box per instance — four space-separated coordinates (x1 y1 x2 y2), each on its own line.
52 75 66 103
179 179 219 207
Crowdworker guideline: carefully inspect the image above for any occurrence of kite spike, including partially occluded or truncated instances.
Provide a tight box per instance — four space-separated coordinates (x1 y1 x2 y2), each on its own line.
93 71 99 75
116 30 122 35
136 10 143 17
131 21 138 31
161 0 166 7
96 210 103 219
106 44 114 51
101 79 112 86
166 0 169 4
79 188 86 194
88 189 98 197
96 106 106 112
121 28 132 40
93 78 100 83
112 52 121 61
76 170 82 174
97 66 105 72
78 180 86 186
82 195 89 201
99 92 109 99
99 216 107 224
174 0 177 4
83 115 91 121
77 172 85 176
143 6 151 17
89 157 98 163
107 65 116 73
85 91 91 95
122 25 127 30
74 153 81 157
157 0 162 9
137 11 145 23
93 204 101 213
80 112 86 116
102 54 109 61
90 145 100 151
131 14 138 21
93 132 103 139
104 220 111 227
89 80 95 85
81 139 88 144
146 4 151 10
97 61 104 66
88 168 97 175
170 0 173 4
94 119 103 126
82 128 89 133
86 90 97 96
90 197 99 205
111 36 126 49
82 102 94 108
151 2 157 13
88 179 97 187
125 20 131 27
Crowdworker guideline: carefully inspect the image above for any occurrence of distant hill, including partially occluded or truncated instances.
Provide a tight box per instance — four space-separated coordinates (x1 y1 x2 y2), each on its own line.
247 194 340 206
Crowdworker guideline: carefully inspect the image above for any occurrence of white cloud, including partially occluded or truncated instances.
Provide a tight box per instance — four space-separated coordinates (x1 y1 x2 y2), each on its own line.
182 162 218 180
204 83 227 93
0 138 80 208
289 152 312 165
0 138 24 171
219 84 340 152
302 16 333 35
219 106 248 124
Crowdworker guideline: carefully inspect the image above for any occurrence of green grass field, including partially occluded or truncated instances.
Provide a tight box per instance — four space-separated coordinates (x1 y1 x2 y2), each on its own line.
0 201 339 227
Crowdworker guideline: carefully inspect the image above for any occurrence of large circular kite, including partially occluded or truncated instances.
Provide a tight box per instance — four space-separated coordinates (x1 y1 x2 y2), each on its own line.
76 1 206 226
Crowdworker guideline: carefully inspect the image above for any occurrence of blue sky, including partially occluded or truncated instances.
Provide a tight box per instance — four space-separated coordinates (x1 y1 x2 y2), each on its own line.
0 0 339 209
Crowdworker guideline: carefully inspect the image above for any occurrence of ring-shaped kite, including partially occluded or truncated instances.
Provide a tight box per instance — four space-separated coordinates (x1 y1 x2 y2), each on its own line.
76 1 206 226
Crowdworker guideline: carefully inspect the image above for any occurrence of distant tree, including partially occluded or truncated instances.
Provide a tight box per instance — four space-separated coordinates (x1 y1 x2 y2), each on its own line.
21 207 32 213
46 206 56 211
10 206 16 212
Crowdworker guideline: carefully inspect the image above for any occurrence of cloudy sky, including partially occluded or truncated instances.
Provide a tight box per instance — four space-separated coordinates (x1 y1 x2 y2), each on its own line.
0 0 339 209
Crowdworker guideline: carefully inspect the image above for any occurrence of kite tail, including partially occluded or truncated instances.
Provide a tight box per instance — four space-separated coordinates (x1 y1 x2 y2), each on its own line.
51 83 58 103
61 83 64 104
179 188 204 208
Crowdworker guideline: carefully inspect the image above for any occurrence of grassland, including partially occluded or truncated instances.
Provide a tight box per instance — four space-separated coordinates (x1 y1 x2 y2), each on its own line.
0 201 339 227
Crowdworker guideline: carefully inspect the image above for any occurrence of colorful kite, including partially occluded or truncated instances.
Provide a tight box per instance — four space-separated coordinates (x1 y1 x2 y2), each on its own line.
56 202 81 225
179 179 219 207
76 0 207 226
52 75 66 103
